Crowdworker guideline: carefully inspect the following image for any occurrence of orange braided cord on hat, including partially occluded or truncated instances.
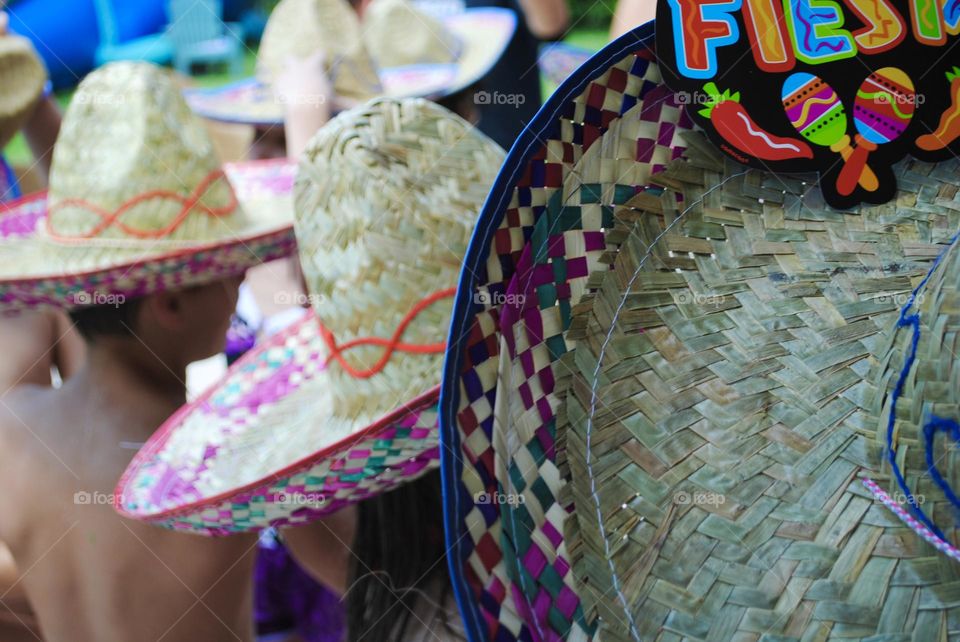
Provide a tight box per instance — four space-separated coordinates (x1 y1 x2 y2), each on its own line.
45 169 238 240
319 287 455 379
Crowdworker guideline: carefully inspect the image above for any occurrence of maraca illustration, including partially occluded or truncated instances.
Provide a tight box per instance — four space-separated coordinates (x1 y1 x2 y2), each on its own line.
836 68 915 196
781 72 879 193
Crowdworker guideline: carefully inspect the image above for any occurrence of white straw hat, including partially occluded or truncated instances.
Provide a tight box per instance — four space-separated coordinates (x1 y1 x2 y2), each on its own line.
184 0 516 125
0 32 46 148
0 61 295 310
115 97 505 534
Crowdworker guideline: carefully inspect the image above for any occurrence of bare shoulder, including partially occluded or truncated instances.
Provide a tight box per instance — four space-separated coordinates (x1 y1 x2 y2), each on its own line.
0 387 60 505
0 388 45 542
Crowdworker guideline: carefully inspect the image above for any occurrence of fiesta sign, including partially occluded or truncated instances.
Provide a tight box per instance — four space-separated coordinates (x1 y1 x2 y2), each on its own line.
656 0 960 208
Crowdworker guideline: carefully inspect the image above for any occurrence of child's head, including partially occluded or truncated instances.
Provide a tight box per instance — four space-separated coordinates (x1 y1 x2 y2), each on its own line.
69 275 243 365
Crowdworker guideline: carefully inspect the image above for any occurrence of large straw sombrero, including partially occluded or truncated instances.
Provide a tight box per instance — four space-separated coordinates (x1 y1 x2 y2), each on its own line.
184 0 516 126
440 22 960 641
0 62 296 311
115 97 505 535
0 32 46 149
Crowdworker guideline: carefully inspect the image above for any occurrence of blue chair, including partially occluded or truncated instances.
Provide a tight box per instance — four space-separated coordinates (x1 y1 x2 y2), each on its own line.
167 0 245 77
92 0 175 67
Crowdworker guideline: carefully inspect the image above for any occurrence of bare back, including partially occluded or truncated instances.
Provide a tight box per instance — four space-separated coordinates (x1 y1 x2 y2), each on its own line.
0 379 258 642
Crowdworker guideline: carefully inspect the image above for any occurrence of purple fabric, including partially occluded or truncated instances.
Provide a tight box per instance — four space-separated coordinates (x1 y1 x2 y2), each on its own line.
255 532 346 642
225 314 258 363
226 313 346 642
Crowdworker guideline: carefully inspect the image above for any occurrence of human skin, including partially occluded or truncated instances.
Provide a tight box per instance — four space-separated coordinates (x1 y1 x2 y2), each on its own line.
0 277 264 642
609 0 656 39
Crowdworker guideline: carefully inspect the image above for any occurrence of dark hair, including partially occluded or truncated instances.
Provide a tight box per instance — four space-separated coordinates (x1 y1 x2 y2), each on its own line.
68 297 142 341
346 469 453 641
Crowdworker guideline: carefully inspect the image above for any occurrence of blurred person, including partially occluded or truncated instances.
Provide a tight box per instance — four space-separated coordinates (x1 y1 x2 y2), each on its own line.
0 62 298 642
464 0 569 148
0 8 61 196
0 12 84 641
609 0 655 39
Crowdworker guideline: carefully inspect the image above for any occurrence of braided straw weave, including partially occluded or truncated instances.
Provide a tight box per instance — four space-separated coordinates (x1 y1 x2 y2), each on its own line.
0 34 45 149
0 62 295 310
441 32 689 640
440 24 960 642
116 98 505 535
556 136 960 638
256 0 382 103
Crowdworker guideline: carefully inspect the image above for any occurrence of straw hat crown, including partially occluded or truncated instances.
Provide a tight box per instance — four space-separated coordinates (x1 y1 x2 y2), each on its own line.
256 0 382 102
362 0 460 67
0 33 46 149
46 62 247 246
294 97 504 420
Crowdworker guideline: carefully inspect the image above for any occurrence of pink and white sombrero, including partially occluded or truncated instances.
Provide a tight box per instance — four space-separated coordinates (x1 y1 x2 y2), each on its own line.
184 0 516 126
0 61 296 310
115 97 505 535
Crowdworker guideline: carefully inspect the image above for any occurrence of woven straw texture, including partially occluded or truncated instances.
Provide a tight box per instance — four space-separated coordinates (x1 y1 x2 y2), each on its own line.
443 34 689 640
0 62 295 310
256 0 382 102
362 0 459 67
116 98 505 535
556 135 960 638
441 25 960 641
0 34 45 149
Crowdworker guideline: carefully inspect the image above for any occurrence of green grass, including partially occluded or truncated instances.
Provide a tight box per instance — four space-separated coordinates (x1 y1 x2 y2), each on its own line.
4 27 609 167
563 27 607 52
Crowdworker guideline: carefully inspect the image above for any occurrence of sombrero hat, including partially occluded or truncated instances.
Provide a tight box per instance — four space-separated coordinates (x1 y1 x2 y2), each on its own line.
0 61 296 311
439 21 960 641
184 0 516 126
0 32 46 149
115 97 505 535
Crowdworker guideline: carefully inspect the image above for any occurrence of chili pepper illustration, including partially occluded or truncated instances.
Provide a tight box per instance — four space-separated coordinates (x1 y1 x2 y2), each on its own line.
698 82 814 161
916 67 960 151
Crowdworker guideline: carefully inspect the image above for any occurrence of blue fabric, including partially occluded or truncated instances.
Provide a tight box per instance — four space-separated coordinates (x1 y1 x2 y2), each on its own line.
0 156 20 203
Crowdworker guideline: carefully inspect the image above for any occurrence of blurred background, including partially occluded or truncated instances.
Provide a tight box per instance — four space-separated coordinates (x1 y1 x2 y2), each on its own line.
1 0 609 183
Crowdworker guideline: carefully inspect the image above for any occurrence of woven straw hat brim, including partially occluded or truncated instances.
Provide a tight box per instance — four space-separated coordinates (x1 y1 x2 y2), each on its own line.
0 159 296 310
115 309 442 535
0 35 46 149
183 8 516 126
440 21 960 642
439 27 681 640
